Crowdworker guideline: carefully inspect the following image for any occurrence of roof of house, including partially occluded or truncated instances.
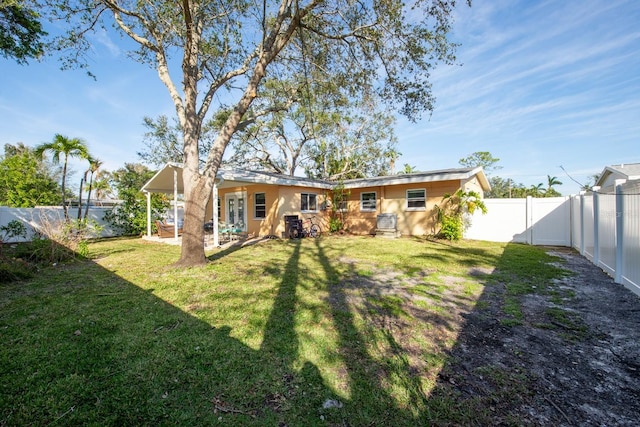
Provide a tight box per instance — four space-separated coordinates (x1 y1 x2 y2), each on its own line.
141 163 490 194
141 163 334 194
340 167 490 190
595 163 640 188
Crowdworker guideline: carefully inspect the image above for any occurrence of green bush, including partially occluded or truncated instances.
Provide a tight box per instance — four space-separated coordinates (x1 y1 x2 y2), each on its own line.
433 190 487 241
438 214 463 241
329 217 343 233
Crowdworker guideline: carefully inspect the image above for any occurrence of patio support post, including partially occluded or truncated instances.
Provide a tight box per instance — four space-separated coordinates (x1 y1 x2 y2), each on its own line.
213 180 219 246
146 191 151 237
173 167 179 239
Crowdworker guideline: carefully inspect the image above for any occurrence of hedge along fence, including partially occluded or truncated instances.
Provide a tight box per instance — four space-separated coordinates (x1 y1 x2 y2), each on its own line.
0 206 120 243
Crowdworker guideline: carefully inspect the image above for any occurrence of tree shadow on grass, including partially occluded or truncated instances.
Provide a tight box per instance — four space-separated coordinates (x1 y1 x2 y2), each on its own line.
312 238 434 424
426 242 640 425
0 239 331 425
5 237 591 426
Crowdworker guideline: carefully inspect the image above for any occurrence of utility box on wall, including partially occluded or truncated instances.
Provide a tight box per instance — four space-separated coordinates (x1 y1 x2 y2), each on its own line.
376 213 400 238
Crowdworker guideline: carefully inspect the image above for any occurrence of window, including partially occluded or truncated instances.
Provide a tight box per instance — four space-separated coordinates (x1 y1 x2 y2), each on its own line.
406 189 426 210
360 192 376 211
337 200 348 212
254 193 266 219
301 193 317 212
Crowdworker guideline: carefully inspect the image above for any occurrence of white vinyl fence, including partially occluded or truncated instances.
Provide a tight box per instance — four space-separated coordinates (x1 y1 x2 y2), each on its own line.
465 196 572 246
574 181 640 297
3 186 639 297
466 186 640 297
0 206 119 242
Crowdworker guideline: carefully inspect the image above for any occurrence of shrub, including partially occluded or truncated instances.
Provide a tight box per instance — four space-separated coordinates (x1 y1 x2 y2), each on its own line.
329 217 343 233
22 213 103 264
438 214 463 241
433 189 487 241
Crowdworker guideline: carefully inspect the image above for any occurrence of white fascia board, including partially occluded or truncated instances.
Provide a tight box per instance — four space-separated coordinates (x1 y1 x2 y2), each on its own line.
218 169 333 189
342 168 483 190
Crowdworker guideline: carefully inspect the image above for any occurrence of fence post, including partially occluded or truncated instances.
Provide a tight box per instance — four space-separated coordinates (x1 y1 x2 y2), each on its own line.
614 180 626 284
569 195 574 248
592 186 600 267
579 193 585 255
526 195 533 244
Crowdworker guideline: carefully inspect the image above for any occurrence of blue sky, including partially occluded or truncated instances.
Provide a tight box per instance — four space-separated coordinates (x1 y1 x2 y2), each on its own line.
1 0 639 196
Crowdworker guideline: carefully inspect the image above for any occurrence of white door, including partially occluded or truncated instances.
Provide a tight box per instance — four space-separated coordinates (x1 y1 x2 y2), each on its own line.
225 192 246 230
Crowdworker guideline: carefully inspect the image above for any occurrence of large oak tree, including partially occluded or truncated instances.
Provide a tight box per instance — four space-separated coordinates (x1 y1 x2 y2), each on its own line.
0 0 47 63
47 0 469 266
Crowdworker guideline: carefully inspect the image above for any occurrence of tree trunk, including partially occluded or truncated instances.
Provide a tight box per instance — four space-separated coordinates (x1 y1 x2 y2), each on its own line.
174 0 297 266
77 177 84 220
175 0 208 267
84 174 93 220
61 159 69 220
175 176 210 267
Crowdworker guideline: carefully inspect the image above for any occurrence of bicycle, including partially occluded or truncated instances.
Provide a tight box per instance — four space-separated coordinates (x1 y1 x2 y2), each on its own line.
301 216 321 238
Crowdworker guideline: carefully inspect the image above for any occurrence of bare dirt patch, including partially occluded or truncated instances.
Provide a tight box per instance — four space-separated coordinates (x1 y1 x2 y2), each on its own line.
332 248 640 424
434 248 640 425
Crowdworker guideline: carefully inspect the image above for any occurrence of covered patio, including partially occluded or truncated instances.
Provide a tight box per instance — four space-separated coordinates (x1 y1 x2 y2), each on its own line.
140 163 311 246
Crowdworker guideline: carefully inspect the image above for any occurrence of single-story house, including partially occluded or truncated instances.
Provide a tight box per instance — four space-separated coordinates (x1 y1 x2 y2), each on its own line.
141 163 490 242
595 163 640 190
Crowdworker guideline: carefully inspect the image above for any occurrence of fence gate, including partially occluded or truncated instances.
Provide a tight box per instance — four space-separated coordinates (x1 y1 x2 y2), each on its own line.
530 197 572 246
465 196 571 246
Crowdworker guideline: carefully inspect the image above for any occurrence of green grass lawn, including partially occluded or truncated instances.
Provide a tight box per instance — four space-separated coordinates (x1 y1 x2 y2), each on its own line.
0 236 567 425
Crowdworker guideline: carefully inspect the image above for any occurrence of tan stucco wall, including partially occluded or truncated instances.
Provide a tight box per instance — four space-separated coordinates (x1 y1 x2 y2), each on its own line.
337 189 378 235
212 178 473 238
275 186 330 236
338 180 463 236
212 184 331 237
213 185 280 237
462 176 485 195
247 185 281 236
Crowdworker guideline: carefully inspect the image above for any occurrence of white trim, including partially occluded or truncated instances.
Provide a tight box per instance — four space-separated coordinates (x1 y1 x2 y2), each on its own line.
254 192 266 220
141 164 491 195
219 169 333 190
301 192 318 213
342 167 490 191
406 188 426 211
225 191 247 229
360 191 377 212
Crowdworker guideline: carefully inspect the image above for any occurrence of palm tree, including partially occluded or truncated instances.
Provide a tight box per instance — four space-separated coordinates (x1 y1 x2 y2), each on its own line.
546 175 563 197
92 171 114 201
35 134 90 219
528 183 544 197
84 157 103 220
399 163 418 174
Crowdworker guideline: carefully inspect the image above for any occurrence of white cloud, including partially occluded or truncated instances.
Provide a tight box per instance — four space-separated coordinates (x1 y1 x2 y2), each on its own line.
90 28 122 58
